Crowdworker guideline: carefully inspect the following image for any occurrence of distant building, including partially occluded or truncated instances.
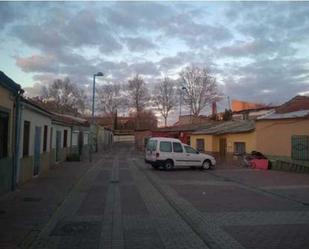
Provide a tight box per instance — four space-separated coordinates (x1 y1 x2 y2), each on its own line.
232 106 276 120
173 115 210 126
231 99 266 112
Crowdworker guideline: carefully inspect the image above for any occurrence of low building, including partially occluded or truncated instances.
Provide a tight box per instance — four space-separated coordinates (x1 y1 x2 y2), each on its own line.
96 125 113 151
232 106 276 120
0 71 23 194
152 123 215 145
134 129 152 150
18 98 53 183
256 96 309 161
190 120 256 155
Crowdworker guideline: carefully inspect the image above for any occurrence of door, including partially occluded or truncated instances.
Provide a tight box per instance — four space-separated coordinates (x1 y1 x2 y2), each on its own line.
184 145 202 166
196 139 205 152
291 135 309 160
33 126 42 176
172 142 186 166
56 131 62 162
219 138 227 156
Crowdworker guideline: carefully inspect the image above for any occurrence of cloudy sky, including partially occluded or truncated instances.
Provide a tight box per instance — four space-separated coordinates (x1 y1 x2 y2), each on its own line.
1 1 309 113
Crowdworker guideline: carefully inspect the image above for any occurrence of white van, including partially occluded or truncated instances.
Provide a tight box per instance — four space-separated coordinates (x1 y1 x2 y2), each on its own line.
145 137 216 170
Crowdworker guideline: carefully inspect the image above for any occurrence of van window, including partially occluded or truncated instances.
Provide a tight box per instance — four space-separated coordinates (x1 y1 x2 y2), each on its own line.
184 145 197 154
146 139 157 151
160 141 172 152
173 142 183 153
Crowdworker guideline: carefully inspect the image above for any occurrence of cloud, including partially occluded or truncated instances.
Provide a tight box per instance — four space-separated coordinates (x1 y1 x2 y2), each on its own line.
1 1 309 112
124 37 157 52
16 54 58 73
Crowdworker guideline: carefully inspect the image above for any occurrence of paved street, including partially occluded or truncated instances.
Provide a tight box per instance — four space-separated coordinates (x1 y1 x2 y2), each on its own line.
1 143 309 249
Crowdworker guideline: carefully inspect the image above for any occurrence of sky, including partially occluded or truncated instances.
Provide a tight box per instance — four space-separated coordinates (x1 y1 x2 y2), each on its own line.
1 1 309 121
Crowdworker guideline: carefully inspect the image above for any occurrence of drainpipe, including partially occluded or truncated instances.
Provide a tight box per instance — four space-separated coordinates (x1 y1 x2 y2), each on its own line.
12 90 23 191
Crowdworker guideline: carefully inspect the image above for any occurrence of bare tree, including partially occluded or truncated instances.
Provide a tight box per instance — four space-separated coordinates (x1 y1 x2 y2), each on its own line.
153 77 176 127
40 78 87 114
97 83 127 126
179 66 220 117
127 74 149 113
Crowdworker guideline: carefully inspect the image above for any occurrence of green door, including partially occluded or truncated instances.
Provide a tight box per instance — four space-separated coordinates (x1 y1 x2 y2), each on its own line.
291 135 309 161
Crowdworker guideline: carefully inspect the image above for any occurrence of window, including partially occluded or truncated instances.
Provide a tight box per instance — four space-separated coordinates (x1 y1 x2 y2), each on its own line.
173 142 183 153
242 113 249 120
63 130 68 148
146 139 157 151
184 145 197 154
160 141 172 152
23 121 30 157
196 139 205 152
234 142 246 155
0 111 9 159
43 125 48 152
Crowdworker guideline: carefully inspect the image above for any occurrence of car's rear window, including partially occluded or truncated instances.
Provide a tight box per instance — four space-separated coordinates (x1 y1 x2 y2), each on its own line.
146 140 157 151
160 141 172 152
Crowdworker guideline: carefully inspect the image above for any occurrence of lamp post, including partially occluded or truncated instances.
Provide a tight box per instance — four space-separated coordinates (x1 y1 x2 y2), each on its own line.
90 72 104 162
179 86 186 117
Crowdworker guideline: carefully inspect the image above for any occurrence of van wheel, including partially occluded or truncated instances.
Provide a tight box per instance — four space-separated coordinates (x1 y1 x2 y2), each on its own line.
164 160 174 171
201 160 211 170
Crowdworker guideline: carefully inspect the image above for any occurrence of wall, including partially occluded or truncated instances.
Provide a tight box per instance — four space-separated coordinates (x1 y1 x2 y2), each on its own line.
97 126 113 151
18 105 52 183
0 85 15 194
190 135 214 152
114 135 134 142
135 130 151 150
190 132 256 154
256 119 309 157
50 123 72 163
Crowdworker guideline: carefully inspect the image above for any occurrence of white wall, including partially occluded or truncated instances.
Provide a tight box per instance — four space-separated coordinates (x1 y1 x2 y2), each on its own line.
51 124 72 149
19 106 52 159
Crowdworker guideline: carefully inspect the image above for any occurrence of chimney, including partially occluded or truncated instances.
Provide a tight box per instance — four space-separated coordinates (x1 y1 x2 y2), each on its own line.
212 102 217 116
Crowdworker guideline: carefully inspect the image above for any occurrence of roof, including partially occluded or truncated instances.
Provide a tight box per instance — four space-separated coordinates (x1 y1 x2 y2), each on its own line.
257 110 309 120
0 71 23 94
233 106 276 114
192 120 255 135
276 95 309 114
52 113 89 127
153 122 215 133
257 95 309 120
21 97 53 117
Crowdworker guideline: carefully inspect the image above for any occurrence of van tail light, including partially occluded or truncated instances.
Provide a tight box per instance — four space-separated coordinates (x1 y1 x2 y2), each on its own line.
156 152 160 158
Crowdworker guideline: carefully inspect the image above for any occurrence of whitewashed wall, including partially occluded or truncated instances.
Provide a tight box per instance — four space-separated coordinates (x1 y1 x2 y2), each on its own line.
51 124 72 149
19 106 52 159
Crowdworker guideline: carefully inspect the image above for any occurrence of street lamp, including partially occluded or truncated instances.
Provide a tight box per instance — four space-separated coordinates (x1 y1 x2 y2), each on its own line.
90 72 104 162
92 72 104 122
179 86 187 117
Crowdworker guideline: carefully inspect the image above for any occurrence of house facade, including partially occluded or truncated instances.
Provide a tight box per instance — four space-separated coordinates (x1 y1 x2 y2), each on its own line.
255 96 309 161
18 99 53 183
190 121 256 155
0 72 23 194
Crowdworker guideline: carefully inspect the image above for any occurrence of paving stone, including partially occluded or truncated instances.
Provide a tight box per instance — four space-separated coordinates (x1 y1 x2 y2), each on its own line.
224 224 309 249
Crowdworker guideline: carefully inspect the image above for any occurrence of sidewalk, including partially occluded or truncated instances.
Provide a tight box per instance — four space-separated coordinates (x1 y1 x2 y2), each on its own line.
0 153 102 249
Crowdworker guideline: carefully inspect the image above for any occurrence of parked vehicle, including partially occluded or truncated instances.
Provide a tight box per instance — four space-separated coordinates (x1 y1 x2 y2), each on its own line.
145 137 216 170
